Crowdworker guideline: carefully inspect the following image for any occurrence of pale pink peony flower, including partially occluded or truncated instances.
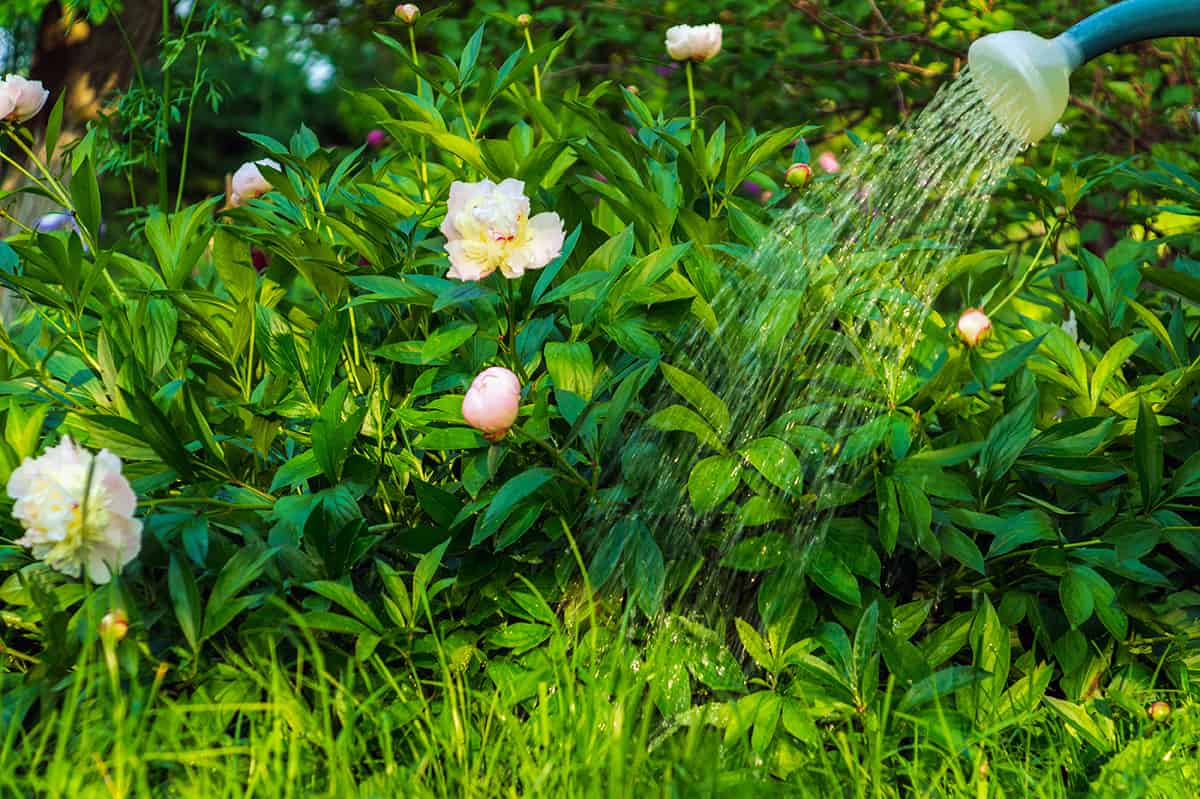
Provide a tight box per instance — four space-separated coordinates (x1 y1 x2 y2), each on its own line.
956 308 992 348
817 151 840 174
440 178 565 281
7 436 142 584
462 367 521 441
0 75 49 123
230 159 280 207
665 23 723 62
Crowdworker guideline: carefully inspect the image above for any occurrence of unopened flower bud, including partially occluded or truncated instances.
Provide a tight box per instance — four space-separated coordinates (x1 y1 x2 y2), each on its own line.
100 609 129 642
1148 701 1171 722
395 4 420 24
366 128 387 149
956 308 991 348
719 9 736 24
517 13 533 28
625 84 640 96
785 162 812 189
462 367 521 441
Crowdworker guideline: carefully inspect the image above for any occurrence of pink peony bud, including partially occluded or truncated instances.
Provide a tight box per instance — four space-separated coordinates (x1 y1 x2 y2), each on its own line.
956 308 992 348
1148 701 1171 722
462 367 521 441
517 13 533 28
785 162 812 189
366 128 387 149
665 23 723 62
395 4 419 24
817 151 840 174
0 74 49 123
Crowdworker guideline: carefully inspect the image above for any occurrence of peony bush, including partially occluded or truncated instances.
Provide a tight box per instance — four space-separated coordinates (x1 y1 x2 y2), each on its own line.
0 7 1197 791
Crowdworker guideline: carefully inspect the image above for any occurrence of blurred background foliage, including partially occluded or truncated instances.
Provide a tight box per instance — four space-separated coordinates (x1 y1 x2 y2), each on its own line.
1 0 1196 218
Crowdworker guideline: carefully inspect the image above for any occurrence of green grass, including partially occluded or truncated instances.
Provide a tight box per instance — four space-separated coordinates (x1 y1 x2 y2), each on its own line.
3 605 1197 798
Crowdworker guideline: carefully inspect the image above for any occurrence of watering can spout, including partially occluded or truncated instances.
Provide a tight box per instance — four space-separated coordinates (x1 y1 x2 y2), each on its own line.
967 0 1200 143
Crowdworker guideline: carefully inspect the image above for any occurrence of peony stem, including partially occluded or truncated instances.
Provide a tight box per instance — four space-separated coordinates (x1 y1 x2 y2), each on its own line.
685 60 697 132
523 28 542 102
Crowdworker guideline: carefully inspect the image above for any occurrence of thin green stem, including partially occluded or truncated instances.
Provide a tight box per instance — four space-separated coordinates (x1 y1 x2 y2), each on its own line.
175 42 207 213
987 219 1061 316
511 425 591 490
523 28 542 102
157 0 172 209
685 61 697 132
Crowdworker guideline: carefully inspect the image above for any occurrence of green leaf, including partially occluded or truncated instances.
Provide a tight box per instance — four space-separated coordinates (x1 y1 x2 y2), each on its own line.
896 479 938 558
646 405 723 451
1089 336 1140 412
1135 398 1163 510
545 342 594 400
809 548 860 606
473 468 556 545
736 618 773 672
660 362 730 436
720 534 789 572
687 455 741 513
488 623 550 653
628 528 665 617
940 526 985 575
69 155 101 242
589 518 641 586
168 554 201 654
306 580 383 634
897 666 987 712
270 450 322 493
1059 567 1094 628
201 548 275 641
876 476 900 555
978 392 1037 483
739 437 801 495
311 382 368 483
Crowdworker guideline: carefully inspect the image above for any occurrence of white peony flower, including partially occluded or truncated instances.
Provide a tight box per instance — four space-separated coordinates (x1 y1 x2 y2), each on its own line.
956 308 992 348
665 23 722 62
7 436 142 584
230 159 280 207
440 178 565 281
0 74 49 123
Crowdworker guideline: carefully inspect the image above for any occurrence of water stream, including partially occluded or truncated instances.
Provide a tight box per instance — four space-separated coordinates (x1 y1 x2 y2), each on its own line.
609 68 1027 617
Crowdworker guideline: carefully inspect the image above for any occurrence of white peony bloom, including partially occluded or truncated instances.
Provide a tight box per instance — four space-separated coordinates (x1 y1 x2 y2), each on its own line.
230 159 280 207
440 178 565 281
7 437 142 584
0 75 49 123
665 23 722 62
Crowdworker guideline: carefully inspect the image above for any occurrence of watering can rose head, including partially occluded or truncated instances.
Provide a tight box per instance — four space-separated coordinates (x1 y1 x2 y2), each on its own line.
230 159 280 207
956 308 992 347
665 24 722 62
440 178 565 281
6 436 142 584
462 367 522 441
0 74 49 123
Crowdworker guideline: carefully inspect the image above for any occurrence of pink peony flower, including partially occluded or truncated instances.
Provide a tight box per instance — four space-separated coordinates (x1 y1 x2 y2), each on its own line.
817 151 840 174
230 159 280 207
7 436 142 584
440 178 565 281
395 4 419 24
785 162 812 188
0 75 49 123
462 367 521 441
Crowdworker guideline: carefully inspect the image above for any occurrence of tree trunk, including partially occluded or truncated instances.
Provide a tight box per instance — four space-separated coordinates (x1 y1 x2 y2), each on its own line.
29 0 162 135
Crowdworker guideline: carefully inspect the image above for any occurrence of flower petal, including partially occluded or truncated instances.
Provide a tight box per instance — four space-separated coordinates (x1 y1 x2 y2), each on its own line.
442 179 495 241
445 240 494 281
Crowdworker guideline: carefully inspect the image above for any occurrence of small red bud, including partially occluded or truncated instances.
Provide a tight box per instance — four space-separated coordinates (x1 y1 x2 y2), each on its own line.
517 13 533 28
1148 701 1171 722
